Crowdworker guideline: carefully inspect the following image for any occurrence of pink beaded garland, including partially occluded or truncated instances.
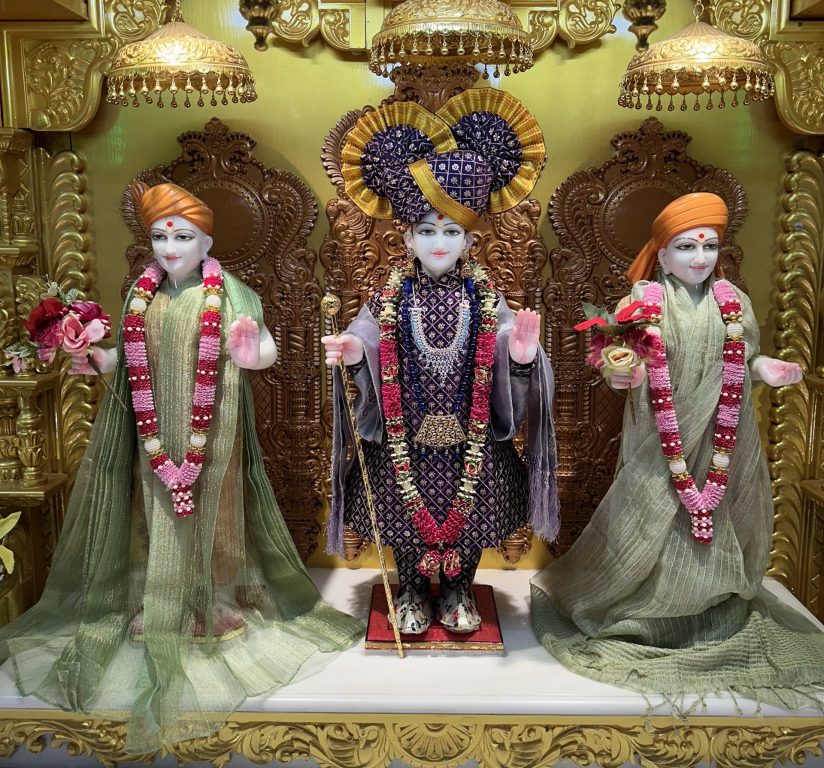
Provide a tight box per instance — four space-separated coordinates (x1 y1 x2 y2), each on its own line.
124 257 224 518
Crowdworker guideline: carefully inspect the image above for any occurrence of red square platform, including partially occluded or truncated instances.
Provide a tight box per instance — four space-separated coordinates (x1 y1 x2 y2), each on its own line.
365 583 504 654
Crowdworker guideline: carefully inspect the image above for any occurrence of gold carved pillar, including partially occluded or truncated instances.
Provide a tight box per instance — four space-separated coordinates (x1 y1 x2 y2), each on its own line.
0 129 99 623
767 148 824 620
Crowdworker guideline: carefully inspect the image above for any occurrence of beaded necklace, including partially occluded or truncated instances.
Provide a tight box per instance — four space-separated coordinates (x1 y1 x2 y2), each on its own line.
379 262 497 577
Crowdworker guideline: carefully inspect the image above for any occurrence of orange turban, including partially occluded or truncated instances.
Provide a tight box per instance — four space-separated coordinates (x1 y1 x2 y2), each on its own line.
626 192 728 285
129 181 214 235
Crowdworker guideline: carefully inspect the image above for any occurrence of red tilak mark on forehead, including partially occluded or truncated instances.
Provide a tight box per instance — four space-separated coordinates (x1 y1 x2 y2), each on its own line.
437 214 444 221
698 232 705 239
166 220 173 227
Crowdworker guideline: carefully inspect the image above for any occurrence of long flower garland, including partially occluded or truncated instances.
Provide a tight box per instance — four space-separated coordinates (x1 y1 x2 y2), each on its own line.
643 279 745 543
379 263 497 577
124 257 223 518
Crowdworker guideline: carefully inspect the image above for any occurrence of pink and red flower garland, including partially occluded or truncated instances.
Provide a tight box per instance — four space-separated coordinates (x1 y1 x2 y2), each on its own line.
378 264 497 577
123 257 223 518
643 280 745 543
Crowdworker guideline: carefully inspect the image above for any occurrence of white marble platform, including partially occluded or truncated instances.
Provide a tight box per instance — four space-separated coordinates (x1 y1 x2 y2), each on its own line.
1 568 823 767
2 568 823 717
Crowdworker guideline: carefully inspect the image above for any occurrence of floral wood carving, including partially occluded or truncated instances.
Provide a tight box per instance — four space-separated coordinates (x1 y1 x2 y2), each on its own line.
546 117 747 553
1 713 822 767
121 117 322 560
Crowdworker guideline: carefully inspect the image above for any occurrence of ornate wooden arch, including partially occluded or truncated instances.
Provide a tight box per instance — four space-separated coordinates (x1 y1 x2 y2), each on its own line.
121 117 324 560
545 116 747 553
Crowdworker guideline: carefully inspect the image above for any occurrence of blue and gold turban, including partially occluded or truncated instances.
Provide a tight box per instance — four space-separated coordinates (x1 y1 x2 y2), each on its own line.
341 90 546 227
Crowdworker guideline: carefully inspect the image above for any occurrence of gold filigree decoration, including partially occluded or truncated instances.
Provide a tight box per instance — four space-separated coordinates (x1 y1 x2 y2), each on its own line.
12 277 43 328
0 272 14 351
711 0 769 43
46 151 101 479
238 0 364 51
0 715 822 767
320 9 351 50
766 149 822 588
713 0 824 134
6 0 166 131
557 0 620 48
762 41 824 136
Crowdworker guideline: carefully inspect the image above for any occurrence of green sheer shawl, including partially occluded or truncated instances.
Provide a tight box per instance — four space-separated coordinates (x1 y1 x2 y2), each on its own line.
0 268 363 752
531 275 824 710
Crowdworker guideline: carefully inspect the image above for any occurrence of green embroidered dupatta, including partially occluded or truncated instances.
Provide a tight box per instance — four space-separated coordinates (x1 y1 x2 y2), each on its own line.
0 269 363 752
531 276 824 710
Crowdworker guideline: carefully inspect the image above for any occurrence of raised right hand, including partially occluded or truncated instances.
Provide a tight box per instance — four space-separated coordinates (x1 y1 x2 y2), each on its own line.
321 333 364 367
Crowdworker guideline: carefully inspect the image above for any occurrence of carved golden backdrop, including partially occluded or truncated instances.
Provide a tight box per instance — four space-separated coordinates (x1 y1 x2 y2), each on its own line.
61 1 798 570
121 118 325 560
545 116 747 552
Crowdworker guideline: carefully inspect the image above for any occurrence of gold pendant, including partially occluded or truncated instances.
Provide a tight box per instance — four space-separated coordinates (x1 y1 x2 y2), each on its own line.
414 414 466 449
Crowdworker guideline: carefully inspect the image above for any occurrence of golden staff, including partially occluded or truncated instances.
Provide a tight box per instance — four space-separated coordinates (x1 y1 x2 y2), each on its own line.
321 294 405 659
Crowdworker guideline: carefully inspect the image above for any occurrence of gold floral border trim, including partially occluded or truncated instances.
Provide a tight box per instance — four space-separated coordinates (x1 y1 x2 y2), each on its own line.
0 711 822 767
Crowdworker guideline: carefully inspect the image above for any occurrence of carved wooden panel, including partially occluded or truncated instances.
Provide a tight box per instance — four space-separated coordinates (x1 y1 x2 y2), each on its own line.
121 118 323 560
545 117 747 554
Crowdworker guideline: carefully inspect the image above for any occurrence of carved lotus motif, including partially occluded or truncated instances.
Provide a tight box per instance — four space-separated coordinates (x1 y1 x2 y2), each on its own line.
394 722 476 762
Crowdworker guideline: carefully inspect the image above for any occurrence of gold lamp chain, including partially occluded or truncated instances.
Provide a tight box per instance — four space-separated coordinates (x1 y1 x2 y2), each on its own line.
693 0 705 22
169 0 183 23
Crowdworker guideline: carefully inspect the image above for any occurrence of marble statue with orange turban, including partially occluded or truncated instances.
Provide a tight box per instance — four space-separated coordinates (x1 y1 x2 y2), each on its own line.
531 192 824 710
0 182 362 753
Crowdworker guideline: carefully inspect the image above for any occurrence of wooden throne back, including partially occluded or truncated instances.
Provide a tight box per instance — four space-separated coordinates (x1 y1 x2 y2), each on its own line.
121 118 324 560
545 117 748 553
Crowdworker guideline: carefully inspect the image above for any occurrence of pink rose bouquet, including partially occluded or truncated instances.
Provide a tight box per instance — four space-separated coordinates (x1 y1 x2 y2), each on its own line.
4 281 124 408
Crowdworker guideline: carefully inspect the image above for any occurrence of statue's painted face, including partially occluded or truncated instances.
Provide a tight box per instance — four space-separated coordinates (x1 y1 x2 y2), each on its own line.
658 226 719 286
404 210 473 279
149 215 213 281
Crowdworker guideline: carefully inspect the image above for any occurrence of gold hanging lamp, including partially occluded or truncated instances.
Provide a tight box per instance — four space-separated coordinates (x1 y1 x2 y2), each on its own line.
619 0 773 111
107 0 257 108
369 0 533 79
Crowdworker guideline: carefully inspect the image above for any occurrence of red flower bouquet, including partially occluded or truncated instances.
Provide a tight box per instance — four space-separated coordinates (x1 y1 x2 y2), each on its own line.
4 282 125 408
574 300 665 421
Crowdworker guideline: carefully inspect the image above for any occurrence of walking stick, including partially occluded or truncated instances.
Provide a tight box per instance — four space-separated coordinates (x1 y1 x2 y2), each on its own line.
322 294 405 658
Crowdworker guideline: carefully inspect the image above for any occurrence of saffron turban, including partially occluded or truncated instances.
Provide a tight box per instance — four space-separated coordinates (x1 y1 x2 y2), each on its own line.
626 192 728 285
130 181 214 236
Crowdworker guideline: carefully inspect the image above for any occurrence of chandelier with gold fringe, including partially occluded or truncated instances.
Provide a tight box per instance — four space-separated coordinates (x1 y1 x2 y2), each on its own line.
107 0 257 108
369 0 533 79
619 0 774 111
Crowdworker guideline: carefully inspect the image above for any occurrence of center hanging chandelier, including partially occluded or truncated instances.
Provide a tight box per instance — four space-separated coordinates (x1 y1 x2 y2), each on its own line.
369 0 534 79
107 0 257 108
619 0 774 111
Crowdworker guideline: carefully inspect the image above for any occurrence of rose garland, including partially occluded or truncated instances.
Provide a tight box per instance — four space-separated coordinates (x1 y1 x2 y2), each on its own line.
123 257 224 518
378 262 497 577
643 279 745 543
